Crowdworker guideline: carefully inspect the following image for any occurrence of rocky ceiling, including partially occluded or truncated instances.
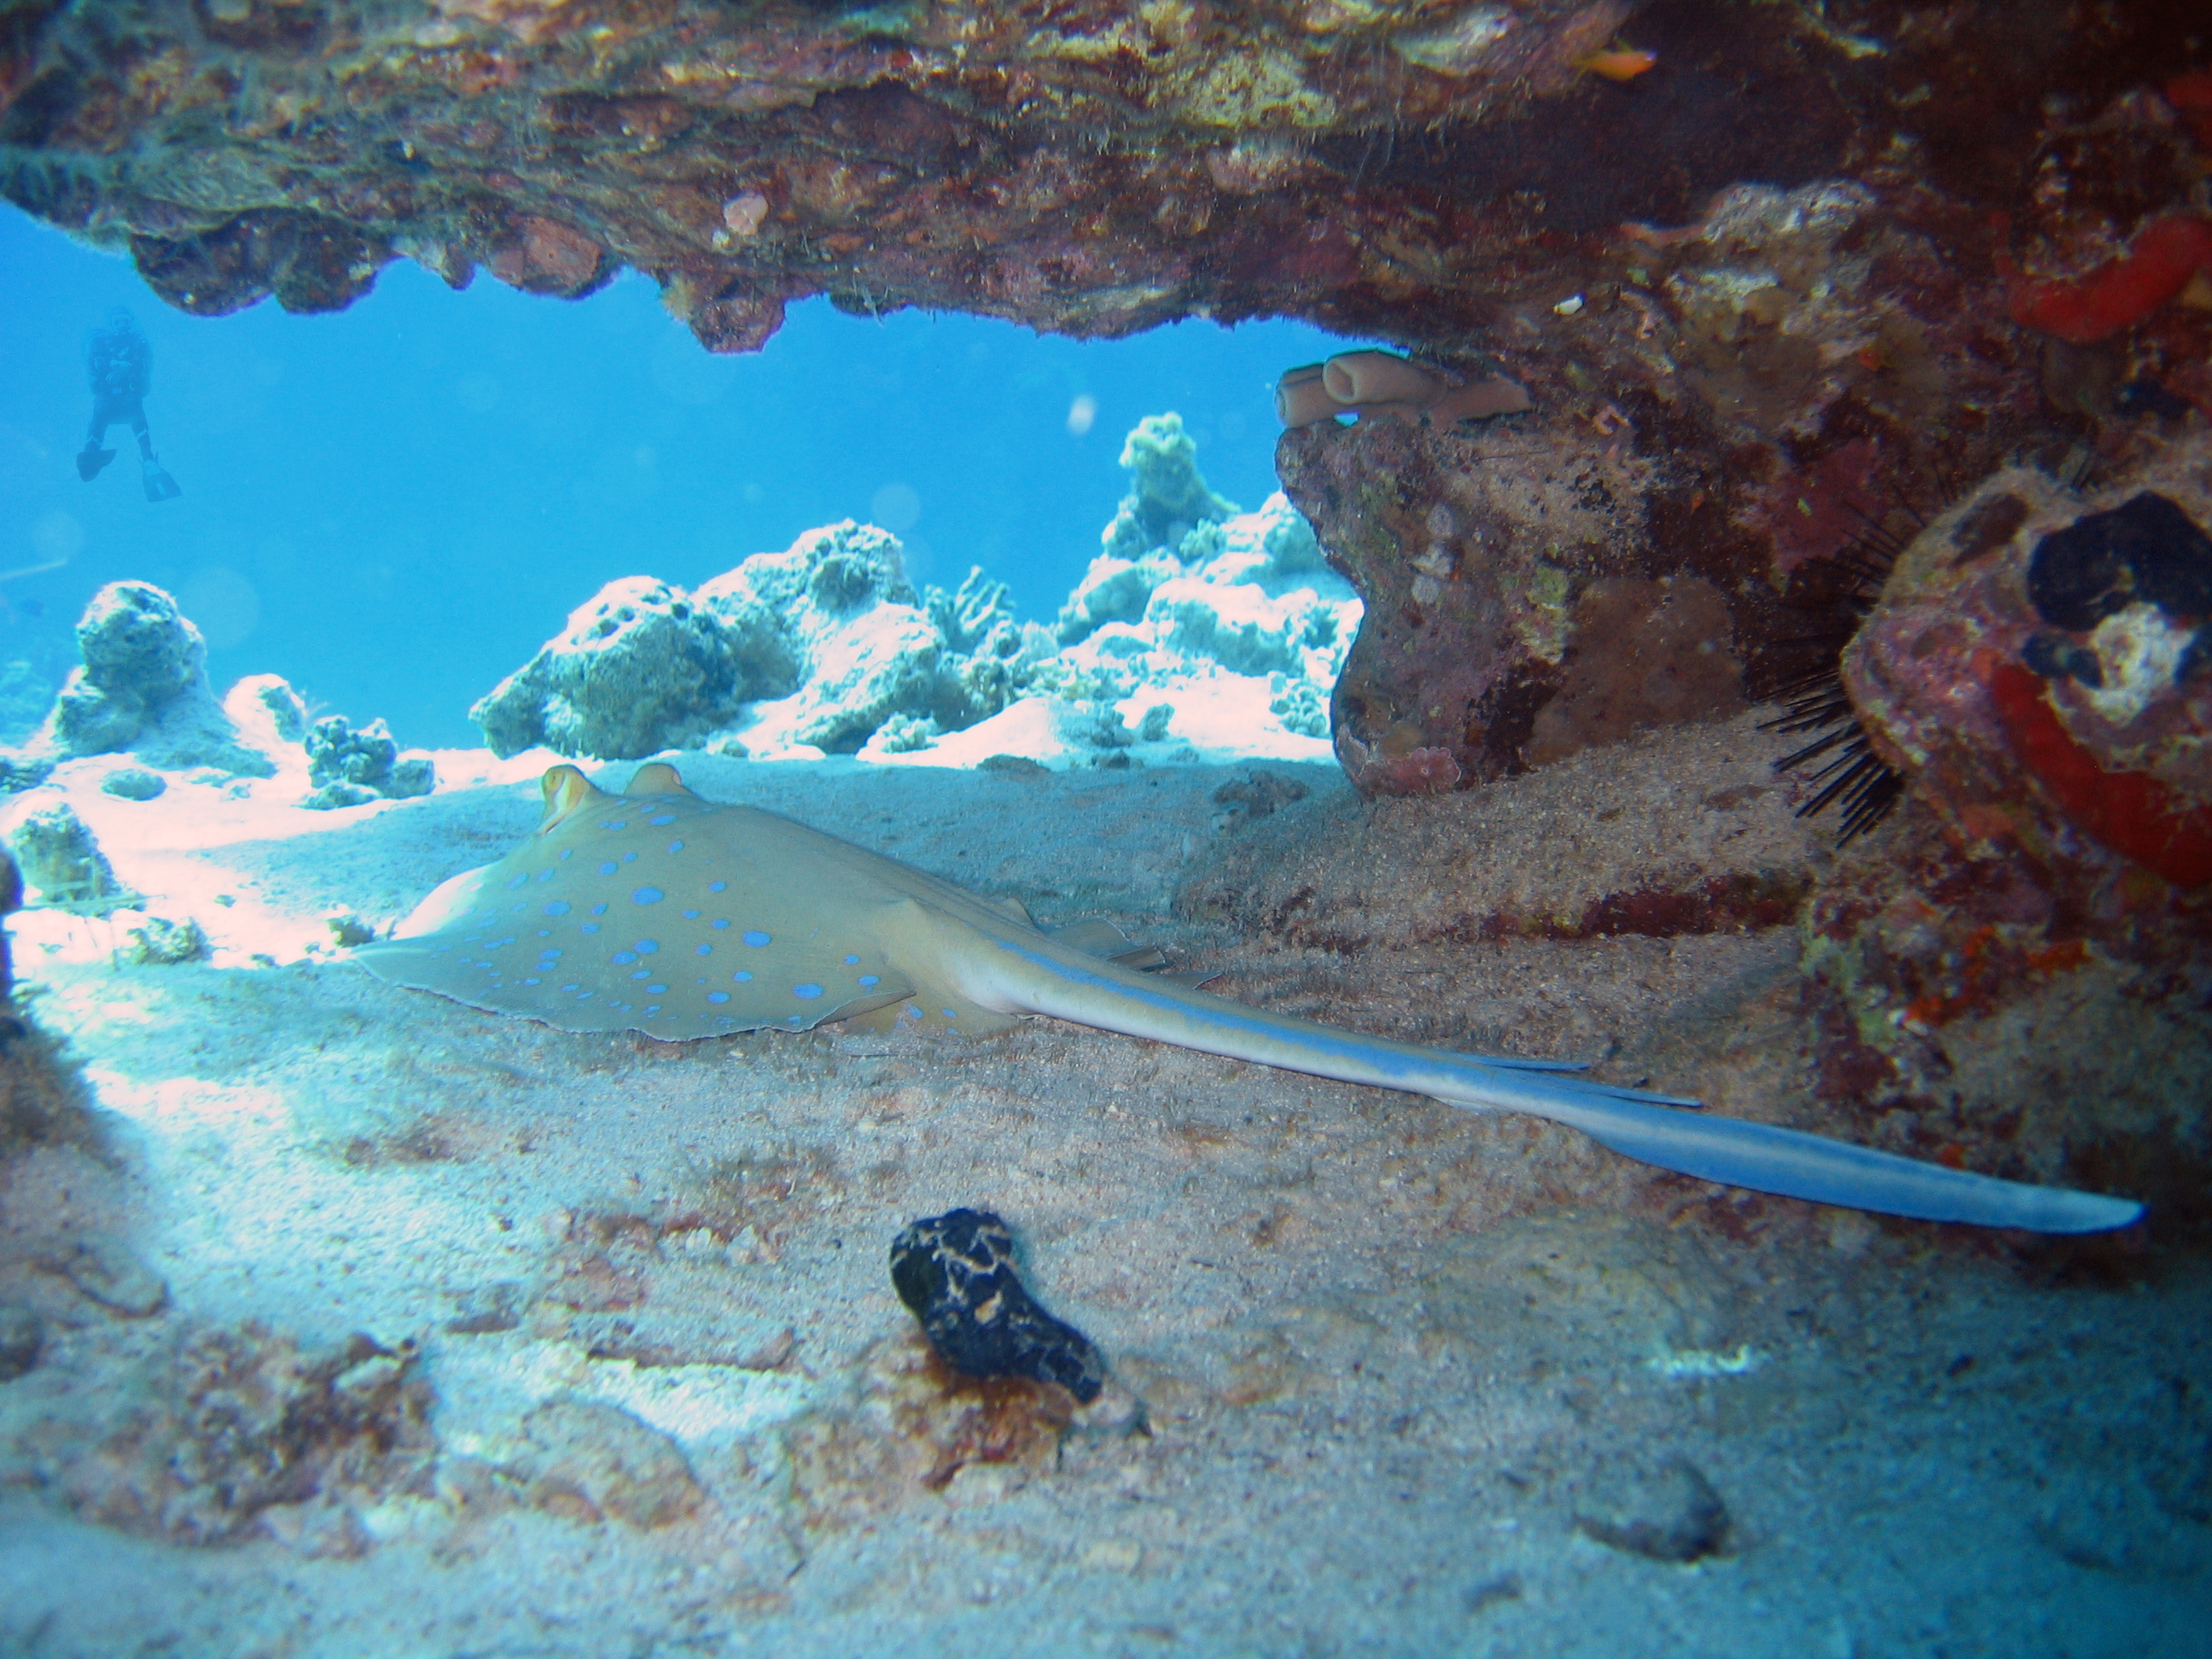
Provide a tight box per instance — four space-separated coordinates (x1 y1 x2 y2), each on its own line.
0 1 2193 350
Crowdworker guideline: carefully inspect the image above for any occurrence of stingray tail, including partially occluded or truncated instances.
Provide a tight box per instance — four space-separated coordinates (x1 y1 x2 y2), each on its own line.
1431 1068 2142 1235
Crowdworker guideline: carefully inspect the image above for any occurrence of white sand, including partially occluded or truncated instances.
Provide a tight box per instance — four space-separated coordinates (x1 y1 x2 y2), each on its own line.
0 724 2203 1656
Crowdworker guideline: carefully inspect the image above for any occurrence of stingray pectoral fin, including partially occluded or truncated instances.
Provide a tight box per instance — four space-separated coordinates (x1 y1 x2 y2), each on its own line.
1464 1076 2143 1234
382 864 498 940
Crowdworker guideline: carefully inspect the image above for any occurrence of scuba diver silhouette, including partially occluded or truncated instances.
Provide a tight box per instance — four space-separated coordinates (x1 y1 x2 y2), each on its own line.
77 307 180 502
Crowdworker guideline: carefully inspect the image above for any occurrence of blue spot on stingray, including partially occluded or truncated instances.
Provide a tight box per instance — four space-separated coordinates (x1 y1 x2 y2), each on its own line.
581 923 601 935
943 1010 958 1019
522 978 540 986
708 880 727 893
844 954 860 964
535 870 556 883
904 1006 921 1020
631 969 651 981
742 930 771 947
707 991 730 1004
591 903 608 916
711 919 730 930
558 848 573 861
634 940 660 954
682 909 701 920
647 983 668 994
536 929 551 939
733 970 754 983
859 975 880 987
649 814 676 826
604 821 626 831
538 948 562 960
507 876 527 890
544 900 571 917
668 840 685 853
612 951 637 965
633 887 663 905
599 862 618 876
622 852 637 864
794 983 824 999
696 944 713 956
646 1006 661 1016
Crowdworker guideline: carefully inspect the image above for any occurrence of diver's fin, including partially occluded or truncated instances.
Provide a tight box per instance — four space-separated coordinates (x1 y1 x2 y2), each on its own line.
77 445 115 482
141 457 181 502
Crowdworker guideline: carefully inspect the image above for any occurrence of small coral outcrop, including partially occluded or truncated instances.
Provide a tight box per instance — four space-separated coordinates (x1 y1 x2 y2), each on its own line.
1062 412 1242 645
302 715 435 811
30 582 272 777
5 801 132 915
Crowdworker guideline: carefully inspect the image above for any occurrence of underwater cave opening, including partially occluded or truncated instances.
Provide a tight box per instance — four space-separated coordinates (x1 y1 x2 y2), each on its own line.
0 205 1367 750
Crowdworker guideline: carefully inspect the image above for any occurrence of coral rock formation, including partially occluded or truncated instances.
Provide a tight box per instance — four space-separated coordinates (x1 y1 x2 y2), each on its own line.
5 801 132 915
303 714 436 810
3 0 2192 365
471 523 981 759
30 582 272 778
1797 435 2212 1223
475 424 1348 765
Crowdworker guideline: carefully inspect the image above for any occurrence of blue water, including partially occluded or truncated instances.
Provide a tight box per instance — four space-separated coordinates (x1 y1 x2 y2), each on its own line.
0 207 1355 748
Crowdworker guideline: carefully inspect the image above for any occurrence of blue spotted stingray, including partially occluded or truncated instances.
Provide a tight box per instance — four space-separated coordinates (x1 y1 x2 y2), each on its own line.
357 762 2144 1235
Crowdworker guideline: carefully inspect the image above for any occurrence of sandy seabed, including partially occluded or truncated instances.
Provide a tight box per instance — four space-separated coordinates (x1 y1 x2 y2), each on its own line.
0 716 2204 1658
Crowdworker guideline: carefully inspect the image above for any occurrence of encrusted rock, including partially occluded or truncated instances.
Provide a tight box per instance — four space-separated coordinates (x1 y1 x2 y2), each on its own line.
515 1398 707 1529
0 0 1936 346
1282 410 1753 795
1796 439 2212 1214
36 582 272 777
783 1332 1086 1525
1847 454 2212 898
49 1325 433 1546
